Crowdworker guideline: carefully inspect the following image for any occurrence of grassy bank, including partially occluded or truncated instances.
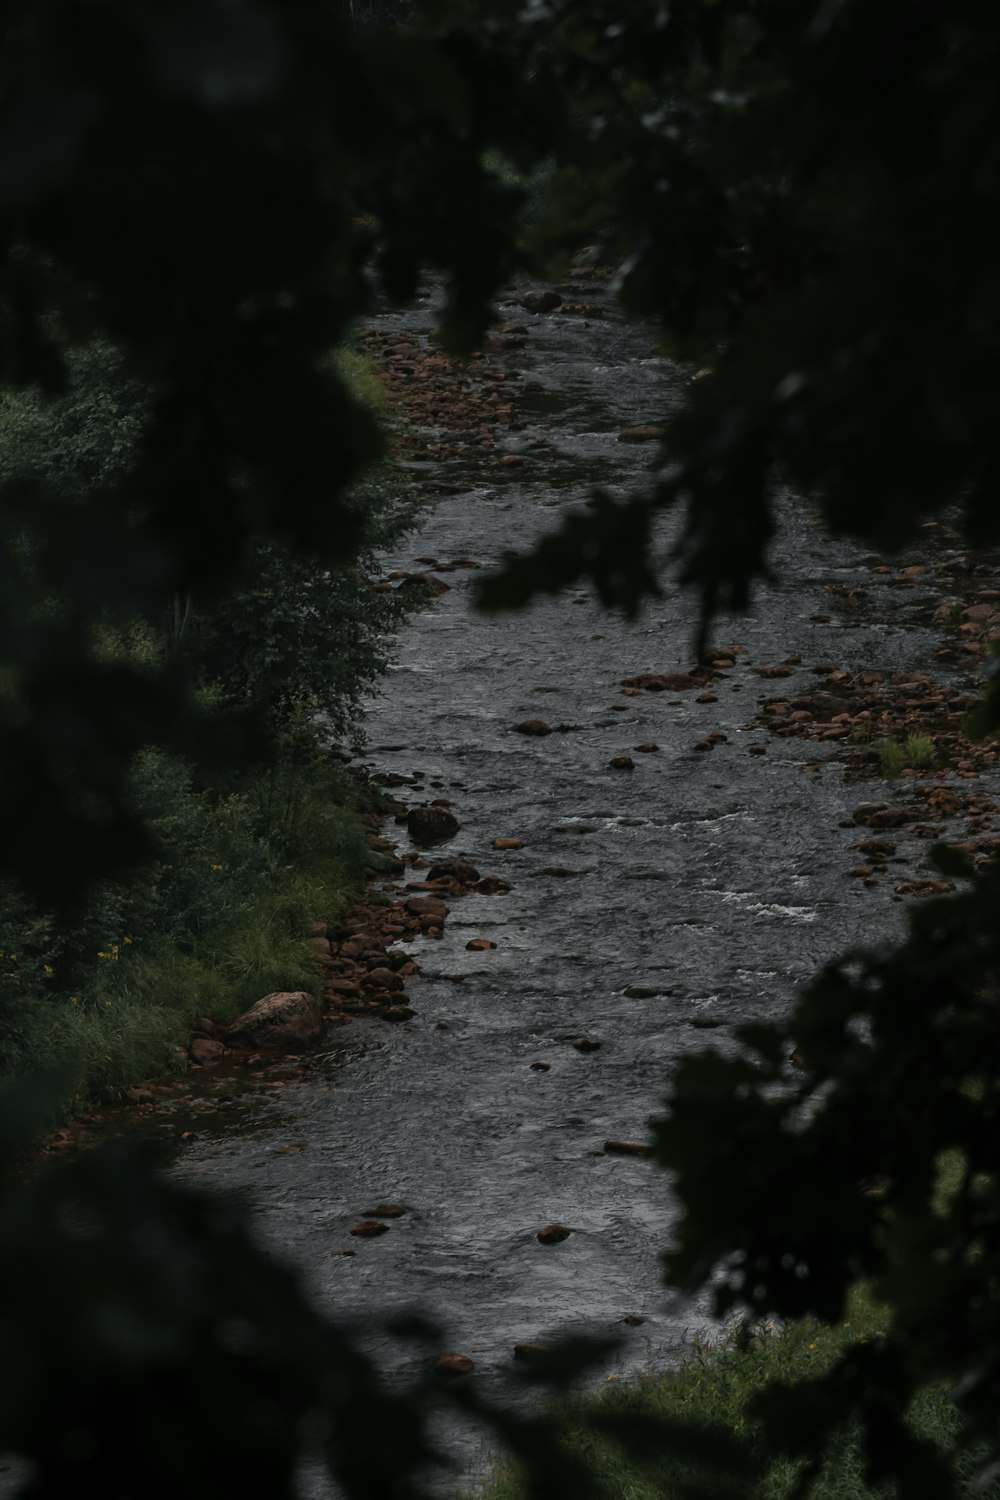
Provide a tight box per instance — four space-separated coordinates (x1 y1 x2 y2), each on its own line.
478 1291 995 1499
0 335 420 1123
0 751 370 1120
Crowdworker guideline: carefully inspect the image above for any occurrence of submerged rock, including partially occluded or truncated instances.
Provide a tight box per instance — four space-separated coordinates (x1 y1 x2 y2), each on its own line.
435 1351 475 1377
519 289 562 313
350 1220 390 1237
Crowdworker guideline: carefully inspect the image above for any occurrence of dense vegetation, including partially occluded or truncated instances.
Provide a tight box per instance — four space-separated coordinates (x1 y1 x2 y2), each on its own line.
0 337 419 1110
1 0 999 1496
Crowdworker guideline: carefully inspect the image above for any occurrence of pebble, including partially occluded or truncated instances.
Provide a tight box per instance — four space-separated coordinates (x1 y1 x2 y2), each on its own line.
349 1220 390 1237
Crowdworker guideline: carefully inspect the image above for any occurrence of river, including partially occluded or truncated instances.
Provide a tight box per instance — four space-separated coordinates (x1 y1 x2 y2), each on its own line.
177 271 988 1489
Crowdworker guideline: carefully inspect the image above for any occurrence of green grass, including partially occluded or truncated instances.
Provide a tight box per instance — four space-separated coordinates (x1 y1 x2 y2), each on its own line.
874 732 936 778
0 757 369 1119
475 1290 994 1500
329 345 391 414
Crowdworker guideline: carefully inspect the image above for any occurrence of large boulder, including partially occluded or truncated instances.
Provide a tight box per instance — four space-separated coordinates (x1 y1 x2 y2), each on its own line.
221 991 324 1051
406 804 461 845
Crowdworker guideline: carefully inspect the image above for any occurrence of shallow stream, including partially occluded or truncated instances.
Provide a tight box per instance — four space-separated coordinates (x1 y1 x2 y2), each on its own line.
177 277 986 1486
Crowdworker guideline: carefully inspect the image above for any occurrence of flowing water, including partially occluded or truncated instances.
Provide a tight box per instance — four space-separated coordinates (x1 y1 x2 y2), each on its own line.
175 277 978 1486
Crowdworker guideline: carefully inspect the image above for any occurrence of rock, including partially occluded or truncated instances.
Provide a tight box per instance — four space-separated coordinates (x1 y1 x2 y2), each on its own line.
426 857 481 883
435 1352 475 1377
492 837 524 850
869 808 913 830
693 738 715 752
520 289 563 313
537 1223 572 1244
349 1220 390 1237
361 1202 408 1218
852 802 888 824
474 876 512 895
695 692 718 704
513 719 552 736
189 1037 225 1066
634 742 658 753
608 754 635 769
191 1017 219 1036
378 1005 416 1022
398 571 451 594
857 838 896 857
405 894 449 920
380 1002 416 1026
530 1061 551 1071
466 938 497 951
572 1037 601 1052
362 965 404 991
622 1315 646 1326
221 991 324 1051
604 1140 653 1157
325 978 361 998
499 453 526 467
616 425 665 443
407 805 461 845
621 672 705 692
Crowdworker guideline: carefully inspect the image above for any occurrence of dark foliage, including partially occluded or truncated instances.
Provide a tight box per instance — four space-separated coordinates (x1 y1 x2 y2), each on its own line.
0 0 527 902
